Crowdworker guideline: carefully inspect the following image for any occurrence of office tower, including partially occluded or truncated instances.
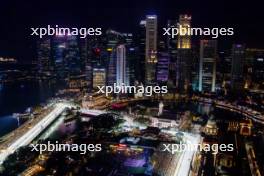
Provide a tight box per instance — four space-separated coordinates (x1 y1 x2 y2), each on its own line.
245 48 264 87
167 20 178 87
80 37 93 92
53 35 67 80
122 33 136 85
136 20 146 83
37 38 52 76
145 15 158 84
107 48 117 87
52 34 82 80
93 68 106 89
199 40 217 92
86 36 98 91
157 52 169 82
177 15 191 49
64 35 81 77
191 49 200 91
105 29 125 86
116 44 129 86
127 46 136 86
231 44 245 90
176 14 192 92
217 50 232 91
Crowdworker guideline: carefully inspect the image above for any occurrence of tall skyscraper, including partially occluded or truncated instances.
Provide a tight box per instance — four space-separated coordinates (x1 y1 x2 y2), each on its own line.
231 44 245 90
116 44 129 86
177 15 191 49
199 40 217 92
145 15 157 84
52 34 82 80
137 20 146 83
106 29 127 87
93 68 106 89
157 52 169 82
80 37 93 92
107 48 117 87
37 38 51 76
53 35 67 80
176 14 192 92
64 35 81 77
167 20 178 87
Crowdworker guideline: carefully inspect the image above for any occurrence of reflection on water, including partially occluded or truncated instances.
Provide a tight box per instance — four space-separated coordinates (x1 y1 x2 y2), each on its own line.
0 80 58 137
0 115 18 137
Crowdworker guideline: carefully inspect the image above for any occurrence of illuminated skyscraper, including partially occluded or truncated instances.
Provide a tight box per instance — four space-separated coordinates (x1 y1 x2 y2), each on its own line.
167 20 178 86
177 15 191 49
199 40 217 92
53 35 67 79
116 44 129 86
157 52 169 82
80 37 93 92
64 35 81 77
37 38 52 76
52 34 82 81
136 20 146 83
106 29 126 87
176 14 192 92
93 68 106 89
231 44 245 90
246 48 264 86
145 15 157 84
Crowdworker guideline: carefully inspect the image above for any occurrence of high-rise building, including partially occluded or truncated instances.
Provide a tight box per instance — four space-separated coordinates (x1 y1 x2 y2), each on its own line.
93 68 106 89
157 52 169 82
176 15 192 92
107 47 117 87
231 44 245 90
217 50 232 90
136 20 146 83
199 40 217 92
126 46 136 86
166 20 178 87
37 38 52 76
52 35 67 80
52 34 82 80
64 35 81 77
116 44 129 86
123 33 136 85
245 48 264 87
105 30 126 87
80 37 93 92
177 15 191 49
145 15 158 84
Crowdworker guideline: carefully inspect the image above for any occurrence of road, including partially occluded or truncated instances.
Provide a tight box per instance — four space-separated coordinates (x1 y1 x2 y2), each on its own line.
0 103 70 164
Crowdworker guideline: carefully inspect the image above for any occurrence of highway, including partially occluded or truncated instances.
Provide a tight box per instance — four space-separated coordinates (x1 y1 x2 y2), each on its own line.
0 103 70 164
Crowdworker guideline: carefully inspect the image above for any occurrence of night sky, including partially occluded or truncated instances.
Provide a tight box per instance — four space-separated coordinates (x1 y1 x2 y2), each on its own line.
0 0 263 61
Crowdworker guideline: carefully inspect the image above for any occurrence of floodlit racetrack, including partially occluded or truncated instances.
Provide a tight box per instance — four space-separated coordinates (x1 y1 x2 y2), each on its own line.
174 133 200 176
0 103 70 164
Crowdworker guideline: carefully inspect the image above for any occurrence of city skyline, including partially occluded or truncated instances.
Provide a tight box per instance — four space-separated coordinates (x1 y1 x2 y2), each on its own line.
0 0 264 61
0 2 264 175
